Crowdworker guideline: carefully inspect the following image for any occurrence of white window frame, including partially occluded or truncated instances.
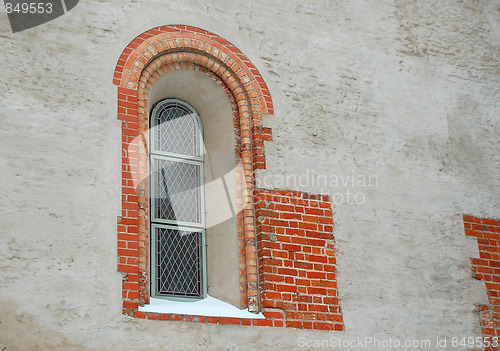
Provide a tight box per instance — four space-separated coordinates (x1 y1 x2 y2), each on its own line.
149 99 206 301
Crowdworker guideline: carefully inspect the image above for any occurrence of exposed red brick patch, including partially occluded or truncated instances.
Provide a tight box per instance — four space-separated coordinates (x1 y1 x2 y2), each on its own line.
255 189 344 331
464 215 500 351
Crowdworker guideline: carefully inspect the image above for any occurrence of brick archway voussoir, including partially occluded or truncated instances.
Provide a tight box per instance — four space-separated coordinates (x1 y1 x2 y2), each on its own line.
114 26 273 115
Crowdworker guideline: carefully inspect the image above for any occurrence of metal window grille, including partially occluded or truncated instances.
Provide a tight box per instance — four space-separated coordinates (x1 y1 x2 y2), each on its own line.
150 99 206 300
152 225 206 298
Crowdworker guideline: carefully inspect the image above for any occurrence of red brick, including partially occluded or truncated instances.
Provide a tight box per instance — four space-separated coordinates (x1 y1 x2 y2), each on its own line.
302 321 313 329
171 314 183 321
483 218 500 226
282 244 302 252
206 316 218 324
117 248 139 258
299 222 317 230
263 311 284 319
120 217 139 226
118 233 138 241
219 317 241 325
183 315 206 323
251 319 273 327
147 313 171 321
273 320 284 327
294 261 313 270
463 214 475 222
295 278 311 286
282 212 301 220
307 287 327 295
127 291 140 299
263 291 282 300
123 282 139 290
308 304 329 312
286 321 303 329
240 318 252 326
276 284 297 293
127 274 139 282
134 311 146 319
276 204 294 212
305 208 324 216
312 322 334 330
123 300 138 309
277 268 298 276
118 264 139 274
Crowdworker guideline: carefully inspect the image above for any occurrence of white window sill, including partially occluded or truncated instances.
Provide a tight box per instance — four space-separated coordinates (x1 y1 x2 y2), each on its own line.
138 295 265 319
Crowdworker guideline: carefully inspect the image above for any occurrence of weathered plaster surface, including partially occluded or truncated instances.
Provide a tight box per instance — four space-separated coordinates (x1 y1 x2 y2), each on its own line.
0 0 499 349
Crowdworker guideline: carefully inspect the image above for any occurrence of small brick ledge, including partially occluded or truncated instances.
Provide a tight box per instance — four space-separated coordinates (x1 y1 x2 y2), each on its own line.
124 310 283 327
464 214 500 351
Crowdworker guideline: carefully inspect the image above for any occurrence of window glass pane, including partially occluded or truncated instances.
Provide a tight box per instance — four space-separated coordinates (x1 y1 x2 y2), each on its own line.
154 226 204 298
152 158 202 225
150 99 205 300
152 103 200 157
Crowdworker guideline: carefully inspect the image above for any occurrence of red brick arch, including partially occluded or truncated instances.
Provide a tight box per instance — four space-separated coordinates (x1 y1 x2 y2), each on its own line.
114 25 274 315
113 25 273 115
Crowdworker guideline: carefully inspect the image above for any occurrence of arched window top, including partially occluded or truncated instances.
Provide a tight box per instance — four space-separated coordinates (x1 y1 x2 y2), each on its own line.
150 98 204 228
151 99 203 159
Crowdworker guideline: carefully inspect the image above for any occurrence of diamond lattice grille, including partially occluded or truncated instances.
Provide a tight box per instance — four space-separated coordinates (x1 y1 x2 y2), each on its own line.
152 158 202 224
153 104 200 157
155 227 203 297
150 100 205 299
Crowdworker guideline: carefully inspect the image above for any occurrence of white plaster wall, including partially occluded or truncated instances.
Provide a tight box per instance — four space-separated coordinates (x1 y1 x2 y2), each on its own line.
0 0 498 350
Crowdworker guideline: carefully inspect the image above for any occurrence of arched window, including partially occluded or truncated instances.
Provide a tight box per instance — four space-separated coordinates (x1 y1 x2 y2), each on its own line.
149 99 206 300
116 26 342 330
